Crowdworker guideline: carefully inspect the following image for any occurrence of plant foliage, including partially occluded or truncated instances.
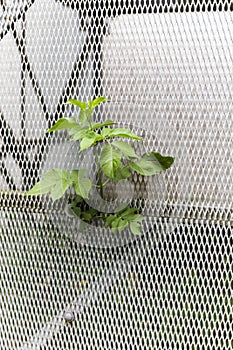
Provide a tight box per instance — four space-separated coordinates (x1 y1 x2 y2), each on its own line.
27 97 174 234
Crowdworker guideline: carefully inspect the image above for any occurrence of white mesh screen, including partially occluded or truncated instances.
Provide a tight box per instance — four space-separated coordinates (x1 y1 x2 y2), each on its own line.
0 1 232 349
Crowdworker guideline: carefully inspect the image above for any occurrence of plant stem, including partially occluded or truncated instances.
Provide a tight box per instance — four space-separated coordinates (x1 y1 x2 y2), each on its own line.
88 117 93 130
94 143 104 198
95 178 110 189
93 214 107 220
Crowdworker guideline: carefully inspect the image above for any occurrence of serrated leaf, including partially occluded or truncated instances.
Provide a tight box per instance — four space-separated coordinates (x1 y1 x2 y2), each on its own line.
129 221 142 235
26 169 72 201
107 128 142 141
88 96 108 109
129 152 174 176
46 117 77 133
70 169 92 199
100 144 122 179
91 120 116 130
112 140 138 159
66 99 87 110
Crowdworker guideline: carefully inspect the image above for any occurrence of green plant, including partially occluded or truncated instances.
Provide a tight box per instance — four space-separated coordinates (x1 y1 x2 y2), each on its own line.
27 97 174 234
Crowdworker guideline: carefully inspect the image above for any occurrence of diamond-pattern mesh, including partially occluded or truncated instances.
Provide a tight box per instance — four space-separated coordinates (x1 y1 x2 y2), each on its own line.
0 1 232 349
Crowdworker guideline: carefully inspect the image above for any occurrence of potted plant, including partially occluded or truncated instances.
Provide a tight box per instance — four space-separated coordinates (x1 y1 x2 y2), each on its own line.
27 97 174 235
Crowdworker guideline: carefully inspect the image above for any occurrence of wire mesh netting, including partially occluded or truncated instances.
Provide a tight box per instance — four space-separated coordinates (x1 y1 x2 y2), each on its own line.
0 0 232 349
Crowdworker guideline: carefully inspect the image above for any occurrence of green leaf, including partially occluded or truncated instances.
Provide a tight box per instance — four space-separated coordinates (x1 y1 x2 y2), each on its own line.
115 207 144 223
65 97 108 124
86 207 98 217
79 135 96 151
70 169 92 199
111 217 128 233
74 97 109 124
26 169 72 201
71 206 82 218
79 109 92 124
66 99 87 110
129 152 174 176
151 152 174 170
118 207 138 218
100 144 122 179
129 221 142 235
110 218 121 232
70 195 83 206
46 117 77 133
125 213 144 223
91 120 117 130
116 219 129 233
105 215 117 228
88 96 108 109
107 128 142 140
81 208 98 222
114 166 131 180
105 205 143 234
112 140 138 159
79 131 103 151
69 125 89 140
101 128 113 138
